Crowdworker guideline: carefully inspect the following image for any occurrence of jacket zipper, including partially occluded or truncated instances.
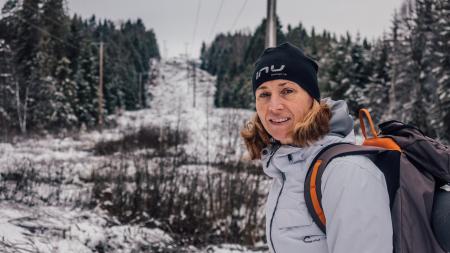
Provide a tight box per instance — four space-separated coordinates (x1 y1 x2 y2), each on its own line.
269 172 285 253
266 140 282 253
266 141 281 168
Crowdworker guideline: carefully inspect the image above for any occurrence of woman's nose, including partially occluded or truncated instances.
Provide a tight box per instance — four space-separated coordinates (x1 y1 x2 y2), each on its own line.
268 95 284 111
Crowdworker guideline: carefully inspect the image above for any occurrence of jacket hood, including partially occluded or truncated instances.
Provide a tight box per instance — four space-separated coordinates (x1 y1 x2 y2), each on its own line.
324 98 353 137
325 97 354 138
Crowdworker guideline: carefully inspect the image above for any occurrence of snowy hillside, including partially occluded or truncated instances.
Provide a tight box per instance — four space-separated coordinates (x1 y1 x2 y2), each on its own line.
118 57 254 164
0 58 267 253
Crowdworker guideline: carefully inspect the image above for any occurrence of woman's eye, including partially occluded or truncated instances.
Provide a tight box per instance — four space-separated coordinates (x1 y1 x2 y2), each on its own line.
282 89 293 95
259 92 270 98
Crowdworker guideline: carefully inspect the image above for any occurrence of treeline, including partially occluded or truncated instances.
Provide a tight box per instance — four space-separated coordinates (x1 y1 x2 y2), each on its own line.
0 0 160 135
201 0 450 143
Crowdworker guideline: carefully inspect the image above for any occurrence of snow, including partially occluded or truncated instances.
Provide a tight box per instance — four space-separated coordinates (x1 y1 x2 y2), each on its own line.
0 202 175 253
119 58 253 164
438 75 449 84
205 244 267 253
0 56 377 252
0 57 266 252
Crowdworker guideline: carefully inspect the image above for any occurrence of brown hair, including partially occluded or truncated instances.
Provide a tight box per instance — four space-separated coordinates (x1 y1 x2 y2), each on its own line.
240 100 332 160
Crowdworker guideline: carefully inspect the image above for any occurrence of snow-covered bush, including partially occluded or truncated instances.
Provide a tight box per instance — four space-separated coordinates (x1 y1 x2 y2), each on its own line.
90 153 267 248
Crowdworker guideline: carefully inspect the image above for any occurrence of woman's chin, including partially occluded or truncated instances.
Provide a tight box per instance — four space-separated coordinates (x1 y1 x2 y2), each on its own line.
269 133 292 144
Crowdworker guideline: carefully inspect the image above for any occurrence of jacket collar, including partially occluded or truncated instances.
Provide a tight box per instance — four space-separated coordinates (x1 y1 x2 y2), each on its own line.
261 131 356 174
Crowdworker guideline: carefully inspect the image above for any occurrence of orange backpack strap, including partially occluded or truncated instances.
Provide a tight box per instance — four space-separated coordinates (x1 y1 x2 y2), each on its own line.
304 143 386 233
359 108 401 151
359 108 379 139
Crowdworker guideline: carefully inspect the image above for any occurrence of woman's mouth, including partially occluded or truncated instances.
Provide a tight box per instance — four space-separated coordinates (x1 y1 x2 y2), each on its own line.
269 117 291 125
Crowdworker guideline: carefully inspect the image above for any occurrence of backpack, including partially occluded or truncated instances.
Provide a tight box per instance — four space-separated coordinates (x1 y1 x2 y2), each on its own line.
304 108 450 253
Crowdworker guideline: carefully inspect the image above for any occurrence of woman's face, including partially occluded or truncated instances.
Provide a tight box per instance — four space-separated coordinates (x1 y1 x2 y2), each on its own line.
255 79 313 145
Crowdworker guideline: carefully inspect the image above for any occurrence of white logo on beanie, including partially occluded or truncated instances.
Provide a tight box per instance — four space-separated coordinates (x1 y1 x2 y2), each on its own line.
256 64 286 80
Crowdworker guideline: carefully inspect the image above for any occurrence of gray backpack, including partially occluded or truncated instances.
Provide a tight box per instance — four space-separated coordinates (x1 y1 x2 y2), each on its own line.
305 109 450 253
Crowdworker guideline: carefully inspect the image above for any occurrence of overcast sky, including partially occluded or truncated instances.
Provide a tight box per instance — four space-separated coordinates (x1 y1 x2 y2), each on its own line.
1 0 405 58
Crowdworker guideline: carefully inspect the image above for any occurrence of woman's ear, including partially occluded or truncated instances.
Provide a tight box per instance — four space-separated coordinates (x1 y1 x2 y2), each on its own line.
309 98 314 110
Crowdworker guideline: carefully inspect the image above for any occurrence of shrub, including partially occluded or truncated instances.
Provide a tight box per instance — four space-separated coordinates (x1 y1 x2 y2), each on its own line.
93 125 188 156
91 155 267 247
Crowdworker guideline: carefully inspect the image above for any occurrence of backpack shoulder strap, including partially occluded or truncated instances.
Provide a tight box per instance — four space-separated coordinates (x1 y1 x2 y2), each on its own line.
304 143 385 233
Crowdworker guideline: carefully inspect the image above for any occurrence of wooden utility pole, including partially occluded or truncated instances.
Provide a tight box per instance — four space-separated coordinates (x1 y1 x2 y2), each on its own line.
265 0 277 48
138 72 150 108
138 72 143 108
192 61 196 108
205 86 210 170
98 41 104 128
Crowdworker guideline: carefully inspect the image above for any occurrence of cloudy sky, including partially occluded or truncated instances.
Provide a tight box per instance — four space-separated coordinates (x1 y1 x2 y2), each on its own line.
1 0 405 58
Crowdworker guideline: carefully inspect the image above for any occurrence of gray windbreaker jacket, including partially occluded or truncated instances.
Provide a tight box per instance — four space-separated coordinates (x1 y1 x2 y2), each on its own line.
261 99 393 253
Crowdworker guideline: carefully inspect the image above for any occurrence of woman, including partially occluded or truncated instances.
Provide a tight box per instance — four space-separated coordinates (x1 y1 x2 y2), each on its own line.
241 42 392 253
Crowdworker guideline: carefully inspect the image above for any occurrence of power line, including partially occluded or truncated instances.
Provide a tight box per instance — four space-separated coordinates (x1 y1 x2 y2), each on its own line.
15 14 78 50
21 0 76 17
18 0 78 32
230 0 249 31
209 0 225 38
20 3 123 54
14 2 80 50
21 3 66 29
191 0 202 57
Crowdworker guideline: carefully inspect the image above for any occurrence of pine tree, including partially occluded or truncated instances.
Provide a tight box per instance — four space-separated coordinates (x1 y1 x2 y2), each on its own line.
315 31 337 98
344 33 372 116
66 15 84 77
326 34 353 102
201 32 251 108
433 0 450 142
309 27 319 58
285 22 309 50
362 37 391 123
74 41 98 126
1 1 161 132
0 2 18 135
0 40 16 137
244 17 286 65
50 57 78 128
13 0 43 132
388 3 418 124
41 0 69 70
31 29 58 128
410 0 439 136
200 41 207 70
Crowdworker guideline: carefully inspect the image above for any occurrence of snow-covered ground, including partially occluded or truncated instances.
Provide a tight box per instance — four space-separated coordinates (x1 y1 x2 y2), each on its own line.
0 57 266 253
0 202 172 252
119 57 254 164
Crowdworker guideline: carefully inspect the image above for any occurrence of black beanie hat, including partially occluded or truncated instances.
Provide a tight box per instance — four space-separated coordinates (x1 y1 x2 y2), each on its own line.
252 42 320 101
